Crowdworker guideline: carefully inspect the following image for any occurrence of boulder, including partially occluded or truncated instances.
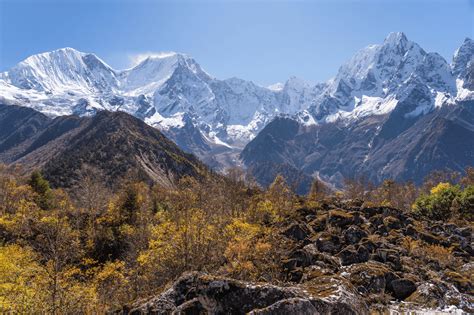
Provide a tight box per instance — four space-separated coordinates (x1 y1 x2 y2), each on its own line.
338 245 369 266
302 276 368 314
418 231 442 245
249 298 320 315
455 227 472 238
404 224 418 237
387 278 417 300
300 265 333 282
283 223 311 241
368 214 384 228
309 215 327 232
371 248 401 271
328 210 355 228
360 206 384 217
343 225 368 245
316 233 342 254
405 282 446 309
302 244 340 270
343 262 391 295
174 298 205 314
442 271 473 293
383 216 402 230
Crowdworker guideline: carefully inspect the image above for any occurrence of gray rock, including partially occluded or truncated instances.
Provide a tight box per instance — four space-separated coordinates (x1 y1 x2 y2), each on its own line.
124 272 364 315
249 298 320 315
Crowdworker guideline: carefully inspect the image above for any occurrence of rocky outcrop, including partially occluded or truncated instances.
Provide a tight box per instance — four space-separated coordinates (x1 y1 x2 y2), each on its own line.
120 202 473 314
278 202 473 313
119 272 366 315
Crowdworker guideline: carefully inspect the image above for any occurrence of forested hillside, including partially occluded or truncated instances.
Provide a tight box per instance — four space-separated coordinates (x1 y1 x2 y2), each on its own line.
0 166 472 313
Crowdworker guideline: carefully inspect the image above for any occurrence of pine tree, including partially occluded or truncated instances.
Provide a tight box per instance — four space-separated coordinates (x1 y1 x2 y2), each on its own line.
28 171 52 210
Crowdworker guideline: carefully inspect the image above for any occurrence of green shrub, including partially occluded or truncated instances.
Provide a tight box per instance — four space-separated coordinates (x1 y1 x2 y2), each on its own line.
453 185 474 221
412 183 460 220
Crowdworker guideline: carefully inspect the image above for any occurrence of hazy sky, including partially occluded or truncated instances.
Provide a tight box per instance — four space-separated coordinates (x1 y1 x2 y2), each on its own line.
0 0 473 86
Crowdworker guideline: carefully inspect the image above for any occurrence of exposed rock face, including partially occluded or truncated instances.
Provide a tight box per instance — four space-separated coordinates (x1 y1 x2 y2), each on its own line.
120 272 366 315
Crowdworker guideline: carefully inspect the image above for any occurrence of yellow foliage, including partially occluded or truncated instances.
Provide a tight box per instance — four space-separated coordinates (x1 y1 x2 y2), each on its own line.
223 218 277 281
93 261 129 310
430 182 452 195
0 244 45 313
138 208 222 286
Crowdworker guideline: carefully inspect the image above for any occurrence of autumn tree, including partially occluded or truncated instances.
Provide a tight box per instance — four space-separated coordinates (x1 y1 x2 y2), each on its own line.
460 166 474 187
308 178 329 202
265 175 296 220
0 244 45 313
72 164 110 215
343 175 373 200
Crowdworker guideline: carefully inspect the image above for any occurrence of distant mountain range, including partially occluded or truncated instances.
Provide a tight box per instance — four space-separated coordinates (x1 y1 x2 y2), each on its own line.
0 32 473 190
0 47 318 168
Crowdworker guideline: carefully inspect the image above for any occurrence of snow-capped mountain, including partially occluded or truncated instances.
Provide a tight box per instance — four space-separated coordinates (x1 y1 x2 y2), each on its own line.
241 33 474 189
452 38 474 98
0 47 118 93
0 32 473 173
304 32 459 124
0 48 318 155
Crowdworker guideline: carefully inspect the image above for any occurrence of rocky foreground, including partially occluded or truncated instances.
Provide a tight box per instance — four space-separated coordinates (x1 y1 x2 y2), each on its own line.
118 200 473 314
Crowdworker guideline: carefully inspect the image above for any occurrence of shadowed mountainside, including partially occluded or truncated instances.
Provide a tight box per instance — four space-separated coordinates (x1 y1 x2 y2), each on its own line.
0 104 209 188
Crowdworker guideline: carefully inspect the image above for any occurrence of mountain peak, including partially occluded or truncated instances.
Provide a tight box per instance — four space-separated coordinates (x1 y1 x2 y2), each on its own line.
452 37 474 77
21 47 85 65
2 47 117 92
132 52 193 69
383 32 408 46
462 37 474 45
121 51 209 93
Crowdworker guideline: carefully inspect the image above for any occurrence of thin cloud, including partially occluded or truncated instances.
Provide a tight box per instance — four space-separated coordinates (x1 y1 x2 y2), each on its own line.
128 51 177 67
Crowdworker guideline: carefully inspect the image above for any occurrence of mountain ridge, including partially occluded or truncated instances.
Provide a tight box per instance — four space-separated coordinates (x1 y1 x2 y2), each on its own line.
0 104 209 189
3 33 470 151
1 32 473 186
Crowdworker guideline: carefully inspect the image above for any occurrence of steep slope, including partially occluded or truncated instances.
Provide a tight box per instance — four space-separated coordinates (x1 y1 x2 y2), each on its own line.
361 101 474 182
242 100 474 188
0 105 52 162
453 38 474 98
306 32 456 124
0 104 208 188
241 34 474 189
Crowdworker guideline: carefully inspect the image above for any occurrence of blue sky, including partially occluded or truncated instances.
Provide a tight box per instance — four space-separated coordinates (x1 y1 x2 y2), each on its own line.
0 0 472 86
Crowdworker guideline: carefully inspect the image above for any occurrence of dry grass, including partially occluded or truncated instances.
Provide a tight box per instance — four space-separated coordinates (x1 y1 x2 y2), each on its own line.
400 237 457 268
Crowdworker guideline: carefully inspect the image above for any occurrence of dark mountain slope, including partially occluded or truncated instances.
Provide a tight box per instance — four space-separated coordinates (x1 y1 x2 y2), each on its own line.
242 101 474 188
362 101 474 183
0 104 51 162
0 104 209 189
